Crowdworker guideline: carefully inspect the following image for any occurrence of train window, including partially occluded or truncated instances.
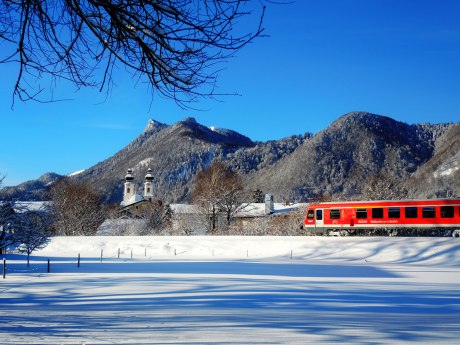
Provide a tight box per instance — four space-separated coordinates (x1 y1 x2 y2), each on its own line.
356 209 367 219
405 207 418 218
330 209 341 219
422 207 436 218
440 206 454 218
307 210 314 219
316 209 323 220
372 208 384 219
388 207 400 218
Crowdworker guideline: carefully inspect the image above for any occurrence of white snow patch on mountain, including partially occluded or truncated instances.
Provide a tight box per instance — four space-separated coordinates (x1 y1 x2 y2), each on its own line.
433 151 460 178
136 157 154 169
143 118 162 132
67 169 85 177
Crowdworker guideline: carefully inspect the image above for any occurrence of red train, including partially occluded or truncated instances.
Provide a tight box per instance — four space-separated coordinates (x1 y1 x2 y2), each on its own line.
304 199 460 236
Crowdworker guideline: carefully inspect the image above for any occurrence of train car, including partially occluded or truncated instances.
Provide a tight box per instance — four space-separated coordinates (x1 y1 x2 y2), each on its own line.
303 199 460 236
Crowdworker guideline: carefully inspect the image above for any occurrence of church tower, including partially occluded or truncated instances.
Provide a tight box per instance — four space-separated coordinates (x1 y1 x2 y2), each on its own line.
144 168 154 201
123 169 135 204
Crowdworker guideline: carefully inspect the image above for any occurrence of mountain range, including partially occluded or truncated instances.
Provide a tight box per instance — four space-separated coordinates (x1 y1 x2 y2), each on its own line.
2 112 459 203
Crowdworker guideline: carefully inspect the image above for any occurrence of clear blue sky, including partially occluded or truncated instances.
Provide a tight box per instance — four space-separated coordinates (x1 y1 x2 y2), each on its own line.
1 0 459 186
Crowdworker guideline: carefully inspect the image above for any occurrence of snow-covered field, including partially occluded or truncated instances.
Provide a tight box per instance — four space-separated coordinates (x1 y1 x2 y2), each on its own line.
2 236 460 344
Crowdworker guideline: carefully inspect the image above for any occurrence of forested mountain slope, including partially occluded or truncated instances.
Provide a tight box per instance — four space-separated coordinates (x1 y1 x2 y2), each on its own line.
2 112 457 203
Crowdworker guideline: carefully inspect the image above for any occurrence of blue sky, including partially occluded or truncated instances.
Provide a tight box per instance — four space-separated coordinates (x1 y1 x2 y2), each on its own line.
1 0 459 186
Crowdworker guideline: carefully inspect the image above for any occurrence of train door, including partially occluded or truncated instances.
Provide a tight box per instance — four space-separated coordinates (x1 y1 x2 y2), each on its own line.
315 208 324 229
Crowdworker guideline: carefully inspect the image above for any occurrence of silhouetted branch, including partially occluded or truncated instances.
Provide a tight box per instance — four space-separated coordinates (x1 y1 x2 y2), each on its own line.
1 0 266 107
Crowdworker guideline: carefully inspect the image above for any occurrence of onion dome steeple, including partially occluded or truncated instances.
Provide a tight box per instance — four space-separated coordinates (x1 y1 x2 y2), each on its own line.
122 168 136 205
144 168 154 200
145 168 154 182
125 168 134 182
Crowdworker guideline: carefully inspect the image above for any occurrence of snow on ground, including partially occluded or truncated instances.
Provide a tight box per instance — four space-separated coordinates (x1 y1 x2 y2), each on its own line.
2 236 460 344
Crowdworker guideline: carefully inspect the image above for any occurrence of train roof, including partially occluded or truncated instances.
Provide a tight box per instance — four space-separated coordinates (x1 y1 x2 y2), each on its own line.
307 199 460 208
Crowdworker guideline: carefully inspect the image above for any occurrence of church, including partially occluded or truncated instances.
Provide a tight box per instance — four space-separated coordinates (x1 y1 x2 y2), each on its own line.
119 168 158 217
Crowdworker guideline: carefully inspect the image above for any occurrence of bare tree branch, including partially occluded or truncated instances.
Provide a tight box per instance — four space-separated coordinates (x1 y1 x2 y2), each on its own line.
0 0 266 107
48 178 106 235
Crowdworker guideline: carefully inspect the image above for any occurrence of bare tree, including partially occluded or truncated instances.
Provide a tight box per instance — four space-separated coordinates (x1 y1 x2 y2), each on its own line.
49 179 105 235
98 217 147 236
217 171 244 226
0 190 50 257
141 201 172 235
252 189 264 203
173 211 202 236
231 205 307 236
0 175 15 254
15 208 50 266
0 201 17 255
0 176 87 257
269 207 307 236
360 173 408 201
1 0 265 106
236 215 272 236
192 160 244 233
193 161 224 233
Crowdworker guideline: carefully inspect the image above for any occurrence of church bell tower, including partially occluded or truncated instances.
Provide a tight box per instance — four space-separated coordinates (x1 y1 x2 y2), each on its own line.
123 169 135 204
144 168 154 201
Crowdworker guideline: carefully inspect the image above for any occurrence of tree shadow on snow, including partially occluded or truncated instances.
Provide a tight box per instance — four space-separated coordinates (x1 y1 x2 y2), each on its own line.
3 258 402 278
1 273 459 344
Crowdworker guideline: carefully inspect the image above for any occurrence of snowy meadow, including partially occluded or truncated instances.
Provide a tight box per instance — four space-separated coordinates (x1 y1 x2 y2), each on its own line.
2 236 460 344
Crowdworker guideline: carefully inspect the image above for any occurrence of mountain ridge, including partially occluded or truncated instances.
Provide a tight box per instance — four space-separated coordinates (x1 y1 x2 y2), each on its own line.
2 112 458 203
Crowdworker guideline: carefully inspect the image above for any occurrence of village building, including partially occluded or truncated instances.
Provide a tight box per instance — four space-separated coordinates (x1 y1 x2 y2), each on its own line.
119 168 159 217
111 168 306 235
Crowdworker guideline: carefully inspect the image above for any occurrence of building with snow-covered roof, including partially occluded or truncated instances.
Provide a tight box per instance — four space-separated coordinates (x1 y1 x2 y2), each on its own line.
120 168 161 217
